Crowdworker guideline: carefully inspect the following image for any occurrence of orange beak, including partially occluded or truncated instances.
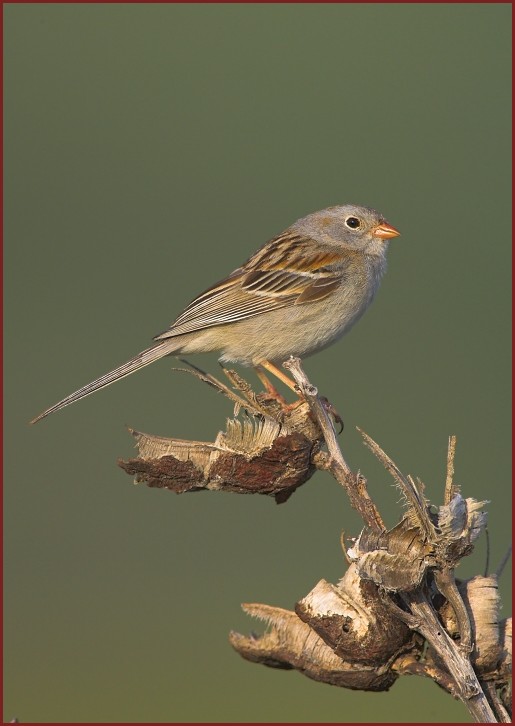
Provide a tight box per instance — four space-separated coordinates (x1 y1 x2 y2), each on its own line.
372 222 401 239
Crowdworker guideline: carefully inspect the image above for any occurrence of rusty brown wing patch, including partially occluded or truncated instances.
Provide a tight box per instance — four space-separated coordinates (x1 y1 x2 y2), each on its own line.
246 232 342 273
242 231 344 303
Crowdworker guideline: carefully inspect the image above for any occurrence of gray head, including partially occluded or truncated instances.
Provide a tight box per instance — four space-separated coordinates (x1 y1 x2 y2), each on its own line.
290 203 400 256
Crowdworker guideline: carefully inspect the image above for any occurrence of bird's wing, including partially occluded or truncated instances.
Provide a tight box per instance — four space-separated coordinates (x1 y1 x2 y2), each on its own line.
154 231 345 340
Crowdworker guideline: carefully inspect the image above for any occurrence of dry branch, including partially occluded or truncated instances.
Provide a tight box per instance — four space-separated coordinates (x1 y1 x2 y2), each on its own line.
118 358 511 722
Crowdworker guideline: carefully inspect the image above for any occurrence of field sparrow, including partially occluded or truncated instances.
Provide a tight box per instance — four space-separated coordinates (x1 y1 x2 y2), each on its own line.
31 203 400 424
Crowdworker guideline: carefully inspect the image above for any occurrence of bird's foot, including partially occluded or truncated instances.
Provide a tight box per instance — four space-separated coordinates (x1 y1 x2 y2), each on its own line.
319 396 344 433
254 366 291 406
256 386 304 412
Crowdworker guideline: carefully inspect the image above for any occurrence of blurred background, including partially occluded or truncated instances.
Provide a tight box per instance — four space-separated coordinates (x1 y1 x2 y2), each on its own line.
4 4 511 723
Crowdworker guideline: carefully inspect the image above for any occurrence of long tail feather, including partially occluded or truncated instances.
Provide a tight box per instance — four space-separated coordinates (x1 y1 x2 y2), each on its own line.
30 342 173 424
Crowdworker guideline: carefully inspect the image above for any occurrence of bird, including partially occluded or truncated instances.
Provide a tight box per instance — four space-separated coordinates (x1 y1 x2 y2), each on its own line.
30 203 400 424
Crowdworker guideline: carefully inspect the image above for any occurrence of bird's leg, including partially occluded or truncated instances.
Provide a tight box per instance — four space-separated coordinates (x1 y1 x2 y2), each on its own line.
255 361 304 411
254 366 289 406
259 360 300 394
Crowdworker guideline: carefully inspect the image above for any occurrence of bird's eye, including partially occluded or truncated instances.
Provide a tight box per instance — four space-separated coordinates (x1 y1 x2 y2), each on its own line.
345 216 361 229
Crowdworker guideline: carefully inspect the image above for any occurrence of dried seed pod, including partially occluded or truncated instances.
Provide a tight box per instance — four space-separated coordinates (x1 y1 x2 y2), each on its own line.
118 366 324 502
230 600 405 692
295 565 416 665
119 413 316 503
439 575 511 675
348 519 431 592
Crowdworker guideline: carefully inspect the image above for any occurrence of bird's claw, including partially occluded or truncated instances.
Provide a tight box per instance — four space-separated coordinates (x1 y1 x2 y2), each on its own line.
319 396 344 433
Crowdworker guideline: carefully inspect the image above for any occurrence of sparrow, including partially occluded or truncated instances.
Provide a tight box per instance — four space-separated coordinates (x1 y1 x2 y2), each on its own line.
30 203 400 424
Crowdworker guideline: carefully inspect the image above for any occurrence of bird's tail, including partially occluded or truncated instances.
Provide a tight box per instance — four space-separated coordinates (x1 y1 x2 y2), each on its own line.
30 342 173 424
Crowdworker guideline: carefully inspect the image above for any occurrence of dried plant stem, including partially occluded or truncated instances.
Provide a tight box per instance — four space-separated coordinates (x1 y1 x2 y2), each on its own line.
392 654 457 695
397 590 496 722
283 357 498 723
495 545 512 579
482 680 512 723
173 360 266 416
445 434 458 504
433 568 472 655
120 358 508 721
283 357 384 532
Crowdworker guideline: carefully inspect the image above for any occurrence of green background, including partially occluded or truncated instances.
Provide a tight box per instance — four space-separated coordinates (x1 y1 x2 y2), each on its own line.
4 3 511 723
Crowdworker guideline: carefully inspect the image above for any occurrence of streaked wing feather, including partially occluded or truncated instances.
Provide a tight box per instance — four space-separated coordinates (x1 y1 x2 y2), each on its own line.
154 232 344 341
243 269 310 296
154 278 297 339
